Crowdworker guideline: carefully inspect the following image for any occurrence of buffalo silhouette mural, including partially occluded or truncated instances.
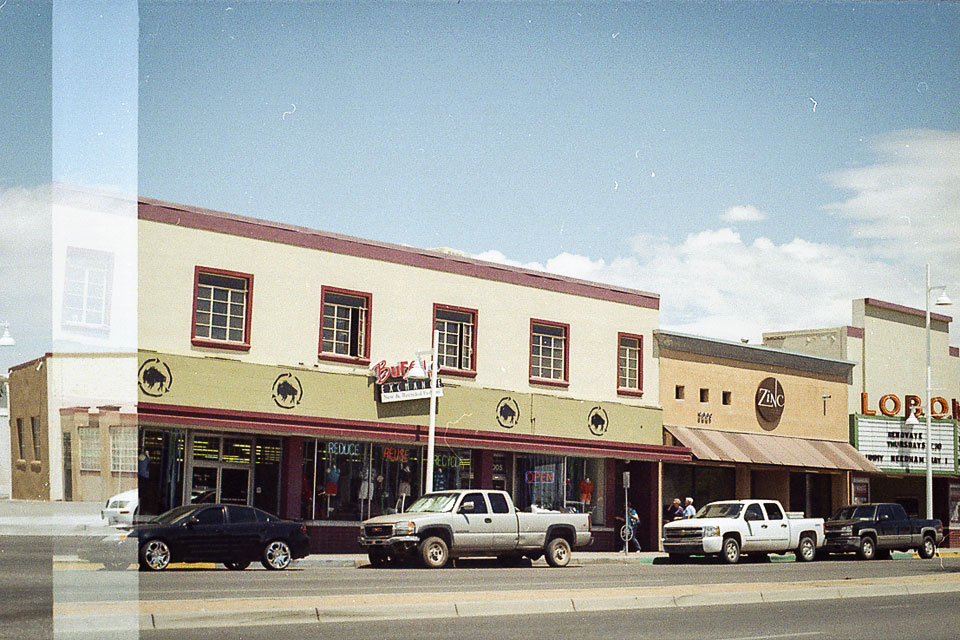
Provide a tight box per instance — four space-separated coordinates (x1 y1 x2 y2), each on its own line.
496 397 520 428
272 374 303 409
588 407 609 436
138 359 173 397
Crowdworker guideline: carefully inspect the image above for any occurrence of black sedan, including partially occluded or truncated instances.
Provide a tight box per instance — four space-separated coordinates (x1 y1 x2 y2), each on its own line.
131 504 310 571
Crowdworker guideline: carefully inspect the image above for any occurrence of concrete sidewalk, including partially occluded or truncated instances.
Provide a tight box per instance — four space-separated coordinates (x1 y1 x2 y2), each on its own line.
54 570 960 633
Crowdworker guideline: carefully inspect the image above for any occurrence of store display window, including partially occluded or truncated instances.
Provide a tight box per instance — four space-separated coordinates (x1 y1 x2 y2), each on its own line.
301 440 428 521
514 454 604 524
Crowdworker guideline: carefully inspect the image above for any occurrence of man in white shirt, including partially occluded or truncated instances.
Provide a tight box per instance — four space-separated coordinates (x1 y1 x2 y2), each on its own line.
682 497 696 518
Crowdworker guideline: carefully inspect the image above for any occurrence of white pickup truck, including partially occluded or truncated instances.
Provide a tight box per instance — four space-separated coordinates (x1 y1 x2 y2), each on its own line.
359 489 592 568
662 499 824 564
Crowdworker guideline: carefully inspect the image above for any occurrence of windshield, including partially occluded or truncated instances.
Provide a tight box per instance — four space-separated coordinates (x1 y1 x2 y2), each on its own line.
830 505 877 521
405 493 458 513
151 505 200 524
696 503 743 519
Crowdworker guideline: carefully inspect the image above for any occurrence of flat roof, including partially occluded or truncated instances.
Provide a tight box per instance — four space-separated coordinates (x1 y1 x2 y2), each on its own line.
654 330 855 378
139 197 660 310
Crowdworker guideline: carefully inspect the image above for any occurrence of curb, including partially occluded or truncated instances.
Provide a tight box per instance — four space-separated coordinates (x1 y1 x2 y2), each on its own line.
55 574 960 632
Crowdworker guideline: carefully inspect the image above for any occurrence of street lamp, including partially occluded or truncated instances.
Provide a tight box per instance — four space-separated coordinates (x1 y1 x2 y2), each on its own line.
0 322 14 347
407 329 441 493
918 264 952 520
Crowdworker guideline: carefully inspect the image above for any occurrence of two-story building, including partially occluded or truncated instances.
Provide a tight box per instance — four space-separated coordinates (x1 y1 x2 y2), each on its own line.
763 298 960 544
137 198 691 552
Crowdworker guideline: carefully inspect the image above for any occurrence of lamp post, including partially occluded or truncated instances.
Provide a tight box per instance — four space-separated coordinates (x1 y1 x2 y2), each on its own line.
407 329 441 493
916 264 952 520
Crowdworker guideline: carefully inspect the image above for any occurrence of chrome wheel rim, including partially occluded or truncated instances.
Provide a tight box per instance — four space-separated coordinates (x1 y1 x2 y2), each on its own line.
924 538 934 556
144 540 170 570
800 539 814 560
724 540 738 562
427 542 445 565
553 544 568 564
265 541 291 569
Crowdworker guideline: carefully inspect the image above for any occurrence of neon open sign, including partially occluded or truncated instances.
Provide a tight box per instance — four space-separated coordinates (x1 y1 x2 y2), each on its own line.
525 471 555 484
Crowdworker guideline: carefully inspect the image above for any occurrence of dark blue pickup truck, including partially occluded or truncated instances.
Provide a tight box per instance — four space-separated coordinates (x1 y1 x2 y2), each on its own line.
822 503 943 560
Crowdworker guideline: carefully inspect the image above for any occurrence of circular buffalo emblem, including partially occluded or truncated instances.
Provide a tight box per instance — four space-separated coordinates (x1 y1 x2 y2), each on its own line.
756 377 785 426
138 358 173 397
272 373 303 409
588 406 609 437
496 397 520 429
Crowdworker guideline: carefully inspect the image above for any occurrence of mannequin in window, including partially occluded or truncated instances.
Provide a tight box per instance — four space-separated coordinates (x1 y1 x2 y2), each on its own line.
398 464 412 511
579 477 593 504
359 465 374 501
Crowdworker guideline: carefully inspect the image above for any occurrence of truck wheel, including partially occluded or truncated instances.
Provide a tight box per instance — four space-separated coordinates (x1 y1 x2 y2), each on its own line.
368 550 388 567
918 535 936 559
796 535 816 562
721 536 740 564
544 537 571 567
857 536 876 560
419 536 449 569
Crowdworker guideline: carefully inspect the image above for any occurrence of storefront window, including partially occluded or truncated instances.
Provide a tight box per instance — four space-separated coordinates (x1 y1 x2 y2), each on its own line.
430 447 471 492
514 454 603 523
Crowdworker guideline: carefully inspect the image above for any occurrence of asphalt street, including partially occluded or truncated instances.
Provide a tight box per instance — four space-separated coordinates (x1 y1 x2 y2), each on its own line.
138 592 960 640
0 536 53 640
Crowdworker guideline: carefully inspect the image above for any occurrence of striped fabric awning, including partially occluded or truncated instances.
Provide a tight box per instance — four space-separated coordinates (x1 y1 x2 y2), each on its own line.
664 424 879 472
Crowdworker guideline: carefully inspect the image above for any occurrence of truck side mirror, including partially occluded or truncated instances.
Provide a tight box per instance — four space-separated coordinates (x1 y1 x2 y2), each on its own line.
459 501 475 514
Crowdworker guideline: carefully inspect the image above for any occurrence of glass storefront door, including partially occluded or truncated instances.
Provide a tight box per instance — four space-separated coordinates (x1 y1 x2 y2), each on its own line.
186 433 255 506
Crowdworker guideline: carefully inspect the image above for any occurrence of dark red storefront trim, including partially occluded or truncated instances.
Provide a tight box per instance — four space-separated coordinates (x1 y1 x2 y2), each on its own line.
137 402 691 462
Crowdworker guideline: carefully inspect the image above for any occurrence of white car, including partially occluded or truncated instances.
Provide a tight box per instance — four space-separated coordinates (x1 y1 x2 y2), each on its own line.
102 489 139 526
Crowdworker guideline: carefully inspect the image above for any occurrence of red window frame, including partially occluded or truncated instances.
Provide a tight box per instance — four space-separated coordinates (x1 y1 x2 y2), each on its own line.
191 266 253 352
318 285 372 365
432 303 478 378
616 332 644 397
529 318 570 388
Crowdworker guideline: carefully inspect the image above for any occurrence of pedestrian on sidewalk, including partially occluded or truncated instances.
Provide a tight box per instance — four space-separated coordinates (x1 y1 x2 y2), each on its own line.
625 506 641 552
682 497 696 519
664 498 684 521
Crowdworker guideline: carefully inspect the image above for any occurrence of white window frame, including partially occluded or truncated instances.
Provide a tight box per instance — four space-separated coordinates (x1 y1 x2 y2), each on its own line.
110 425 137 472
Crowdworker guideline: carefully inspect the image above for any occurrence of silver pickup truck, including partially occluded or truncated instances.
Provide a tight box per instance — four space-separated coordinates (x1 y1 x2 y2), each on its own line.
359 489 592 568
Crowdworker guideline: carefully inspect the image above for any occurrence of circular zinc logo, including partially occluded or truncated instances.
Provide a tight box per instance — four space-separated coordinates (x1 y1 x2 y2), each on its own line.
588 406 609 437
756 377 785 424
272 373 304 409
139 358 173 397
496 397 520 429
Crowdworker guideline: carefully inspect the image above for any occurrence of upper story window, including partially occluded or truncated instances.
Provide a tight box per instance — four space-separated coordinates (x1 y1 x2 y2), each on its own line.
62 246 113 333
434 304 476 376
530 319 569 386
319 286 371 363
192 267 253 351
617 333 643 397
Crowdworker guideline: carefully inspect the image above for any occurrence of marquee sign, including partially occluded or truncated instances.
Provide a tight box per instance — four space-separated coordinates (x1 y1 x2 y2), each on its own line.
854 416 956 474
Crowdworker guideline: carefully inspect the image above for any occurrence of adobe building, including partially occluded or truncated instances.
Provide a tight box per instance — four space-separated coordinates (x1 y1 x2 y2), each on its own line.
654 330 877 542
137 198 690 552
59 405 138 502
763 298 960 544
7 353 137 501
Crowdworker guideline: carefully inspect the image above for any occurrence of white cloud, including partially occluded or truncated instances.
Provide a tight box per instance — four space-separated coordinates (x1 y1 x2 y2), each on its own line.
475 129 960 346
720 205 767 222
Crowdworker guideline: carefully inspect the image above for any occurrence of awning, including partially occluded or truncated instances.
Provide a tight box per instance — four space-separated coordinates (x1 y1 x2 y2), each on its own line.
664 424 879 473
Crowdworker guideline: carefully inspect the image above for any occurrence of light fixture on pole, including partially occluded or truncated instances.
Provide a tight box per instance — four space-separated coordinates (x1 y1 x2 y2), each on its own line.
922 263 951 521
407 330 441 493
0 322 14 347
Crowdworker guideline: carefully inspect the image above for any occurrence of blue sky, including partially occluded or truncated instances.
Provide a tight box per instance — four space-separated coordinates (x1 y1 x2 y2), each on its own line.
1 1 959 373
